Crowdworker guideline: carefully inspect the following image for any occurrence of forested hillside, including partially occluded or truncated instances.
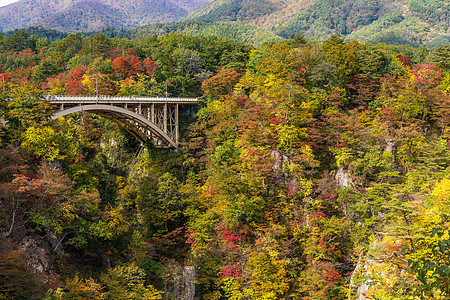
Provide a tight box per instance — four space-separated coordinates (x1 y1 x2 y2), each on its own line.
0 0 211 32
0 29 450 299
1 0 450 48
183 0 450 47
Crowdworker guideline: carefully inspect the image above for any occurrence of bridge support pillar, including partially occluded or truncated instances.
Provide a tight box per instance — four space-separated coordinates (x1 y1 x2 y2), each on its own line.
151 104 155 123
175 104 179 146
164 103 167 133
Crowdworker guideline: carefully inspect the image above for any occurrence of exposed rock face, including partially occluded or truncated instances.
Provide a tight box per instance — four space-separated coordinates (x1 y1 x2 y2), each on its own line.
46 230 66 257
271 149 283 171
100 253 112 269
271 149 289 173
385 137 397 169
335 167 352 188
183 266 195 300
0 116 7 127
165 262 196 300
384 138 395 154
350 257 376 300
180 105 197 118
19 235 54 273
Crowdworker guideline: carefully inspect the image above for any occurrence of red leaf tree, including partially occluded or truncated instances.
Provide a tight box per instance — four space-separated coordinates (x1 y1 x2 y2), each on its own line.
112 55 143 79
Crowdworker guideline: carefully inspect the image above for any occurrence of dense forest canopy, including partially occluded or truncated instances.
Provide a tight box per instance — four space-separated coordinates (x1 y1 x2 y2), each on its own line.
0 29 449 299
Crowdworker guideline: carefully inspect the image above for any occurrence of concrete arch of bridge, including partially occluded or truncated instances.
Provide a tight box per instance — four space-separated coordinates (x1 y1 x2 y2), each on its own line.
52 104 177 148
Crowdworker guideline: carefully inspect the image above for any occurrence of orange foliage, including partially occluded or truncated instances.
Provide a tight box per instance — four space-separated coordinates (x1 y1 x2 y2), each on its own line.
202 68 241 98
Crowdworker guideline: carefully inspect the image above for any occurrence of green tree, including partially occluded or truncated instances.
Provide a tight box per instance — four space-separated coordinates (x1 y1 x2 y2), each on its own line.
322 37 361 87
2 30 29 52
101 264 162 300
2 82 51 145
33 58 63 85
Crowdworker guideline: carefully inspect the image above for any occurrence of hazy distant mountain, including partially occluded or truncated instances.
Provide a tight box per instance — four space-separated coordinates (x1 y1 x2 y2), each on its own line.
0 0 212 32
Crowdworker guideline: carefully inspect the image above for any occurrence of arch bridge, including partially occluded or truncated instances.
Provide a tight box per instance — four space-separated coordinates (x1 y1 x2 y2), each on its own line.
46 95 198 148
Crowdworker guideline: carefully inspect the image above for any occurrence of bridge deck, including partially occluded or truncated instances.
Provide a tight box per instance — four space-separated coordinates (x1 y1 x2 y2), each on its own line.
45 95 198 104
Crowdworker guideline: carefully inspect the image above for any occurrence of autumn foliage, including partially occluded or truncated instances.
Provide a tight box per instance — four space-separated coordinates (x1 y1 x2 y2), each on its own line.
0 32 449 300
112 55 143 79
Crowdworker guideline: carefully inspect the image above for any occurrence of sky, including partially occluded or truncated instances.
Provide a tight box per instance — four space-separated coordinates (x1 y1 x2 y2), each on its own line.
0 0 19 7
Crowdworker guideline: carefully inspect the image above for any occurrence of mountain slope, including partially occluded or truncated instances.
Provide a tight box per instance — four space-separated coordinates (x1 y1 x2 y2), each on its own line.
36 0 128 32
275 0 386 39
0 0 212 32
183 0 450 45
1 0 448 47
129 21 283 46
0 0 64 31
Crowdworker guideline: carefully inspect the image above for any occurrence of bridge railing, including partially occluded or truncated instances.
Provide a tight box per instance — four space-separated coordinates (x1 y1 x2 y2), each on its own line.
45 95 199 103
